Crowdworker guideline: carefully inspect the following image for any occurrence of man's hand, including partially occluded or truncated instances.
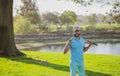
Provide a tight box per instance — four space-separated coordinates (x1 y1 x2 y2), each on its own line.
88 40 93 46
67 39 72 45
88 40 98 46
84 40 93 52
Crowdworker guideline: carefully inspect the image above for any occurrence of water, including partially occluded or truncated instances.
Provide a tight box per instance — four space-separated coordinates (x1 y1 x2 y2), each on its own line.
86 43 120 55
37 43 120 55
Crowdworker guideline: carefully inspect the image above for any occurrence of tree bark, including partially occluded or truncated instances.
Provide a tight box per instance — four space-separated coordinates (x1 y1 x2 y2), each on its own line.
0 0 24 56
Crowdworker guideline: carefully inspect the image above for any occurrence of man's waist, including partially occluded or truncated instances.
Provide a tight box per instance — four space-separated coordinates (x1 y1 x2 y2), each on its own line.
70 57 84 62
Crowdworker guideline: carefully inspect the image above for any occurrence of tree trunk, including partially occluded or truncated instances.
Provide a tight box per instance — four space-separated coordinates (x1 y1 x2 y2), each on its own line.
0 0 24 56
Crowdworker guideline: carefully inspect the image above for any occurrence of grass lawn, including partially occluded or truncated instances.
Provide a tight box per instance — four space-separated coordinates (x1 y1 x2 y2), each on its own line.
0 51 120 76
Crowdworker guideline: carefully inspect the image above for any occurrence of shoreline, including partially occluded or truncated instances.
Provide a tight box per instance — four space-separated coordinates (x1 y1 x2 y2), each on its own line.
16 38 120 50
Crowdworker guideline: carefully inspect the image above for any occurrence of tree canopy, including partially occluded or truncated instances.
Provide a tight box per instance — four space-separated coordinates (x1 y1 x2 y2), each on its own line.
60 10 77 25
18 0 41 24
72 0 120 24
42 12 60 25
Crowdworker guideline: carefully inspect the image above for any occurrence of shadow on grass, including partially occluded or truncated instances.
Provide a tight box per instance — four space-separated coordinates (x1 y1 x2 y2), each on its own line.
3 56 111 76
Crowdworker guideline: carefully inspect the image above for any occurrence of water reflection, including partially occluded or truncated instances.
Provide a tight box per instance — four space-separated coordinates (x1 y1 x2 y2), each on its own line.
87 43 120 55
39 44 65 52
37 43 120 55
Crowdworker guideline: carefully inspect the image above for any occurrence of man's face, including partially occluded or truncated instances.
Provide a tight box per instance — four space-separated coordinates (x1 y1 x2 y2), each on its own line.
73 30 80 37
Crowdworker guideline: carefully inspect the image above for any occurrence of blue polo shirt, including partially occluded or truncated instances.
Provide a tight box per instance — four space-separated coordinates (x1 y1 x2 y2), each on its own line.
69 36 85 63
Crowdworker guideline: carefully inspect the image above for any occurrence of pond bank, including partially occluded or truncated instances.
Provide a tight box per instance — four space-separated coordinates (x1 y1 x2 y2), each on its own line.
15 31 120 43
16 41 66 50
16 38 120 51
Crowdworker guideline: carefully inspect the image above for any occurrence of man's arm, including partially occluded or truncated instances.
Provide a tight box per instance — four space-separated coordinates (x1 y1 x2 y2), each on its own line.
63 39 72 54
84 41 92 52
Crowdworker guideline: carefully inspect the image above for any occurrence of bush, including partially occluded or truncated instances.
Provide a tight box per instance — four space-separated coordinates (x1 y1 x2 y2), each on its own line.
14 15 40 35
37 20 49 32
80 24 120 32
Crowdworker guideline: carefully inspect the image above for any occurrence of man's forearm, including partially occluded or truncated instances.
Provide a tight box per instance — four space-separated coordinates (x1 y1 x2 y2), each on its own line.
63 43 70 54
84 44 92 52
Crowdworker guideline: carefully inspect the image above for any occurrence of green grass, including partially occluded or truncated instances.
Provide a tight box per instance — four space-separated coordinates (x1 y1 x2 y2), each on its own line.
0 51 120 76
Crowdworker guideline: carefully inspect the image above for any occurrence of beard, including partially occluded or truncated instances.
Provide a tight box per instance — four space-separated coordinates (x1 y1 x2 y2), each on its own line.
74 33 80 37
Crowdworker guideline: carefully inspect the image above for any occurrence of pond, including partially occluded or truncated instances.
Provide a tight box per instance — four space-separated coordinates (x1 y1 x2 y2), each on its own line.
25 43 120 55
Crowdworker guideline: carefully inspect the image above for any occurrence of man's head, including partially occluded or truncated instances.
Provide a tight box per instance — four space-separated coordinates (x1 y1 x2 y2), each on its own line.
73 25 81 38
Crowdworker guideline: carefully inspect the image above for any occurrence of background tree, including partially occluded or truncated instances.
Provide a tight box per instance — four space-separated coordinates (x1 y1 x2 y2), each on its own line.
86 14 97 25
37 20 49 32
14 15 38 35
42 12 60 31
18 0 41 25
60 10 77 31
14 0 41 34
100 15 107 24
42 12 60 25
109 1 120 24
73 0 120 24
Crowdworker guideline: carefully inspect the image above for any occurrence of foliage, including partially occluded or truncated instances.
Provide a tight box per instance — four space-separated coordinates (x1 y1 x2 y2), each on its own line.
112 14 120 24
37 20 49 32
14 15 39 35
18 0 41 24
95 24 120 31
60 10 77 25
13 0 120 34
86 14 97 25
72 0 120 24
72 0 120 7
60 10 77 31
108 0 120 24
80 24 120 32
0 51 120 76
42 12 60 25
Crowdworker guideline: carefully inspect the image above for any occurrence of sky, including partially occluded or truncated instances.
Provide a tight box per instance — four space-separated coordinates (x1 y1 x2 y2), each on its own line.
13 0 112 16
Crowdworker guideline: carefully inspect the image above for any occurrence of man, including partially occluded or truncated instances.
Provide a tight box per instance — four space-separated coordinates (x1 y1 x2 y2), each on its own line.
63 25 92 76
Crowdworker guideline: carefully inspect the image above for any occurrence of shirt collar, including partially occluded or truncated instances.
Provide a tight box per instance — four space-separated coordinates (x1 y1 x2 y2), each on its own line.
73 36 80 40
